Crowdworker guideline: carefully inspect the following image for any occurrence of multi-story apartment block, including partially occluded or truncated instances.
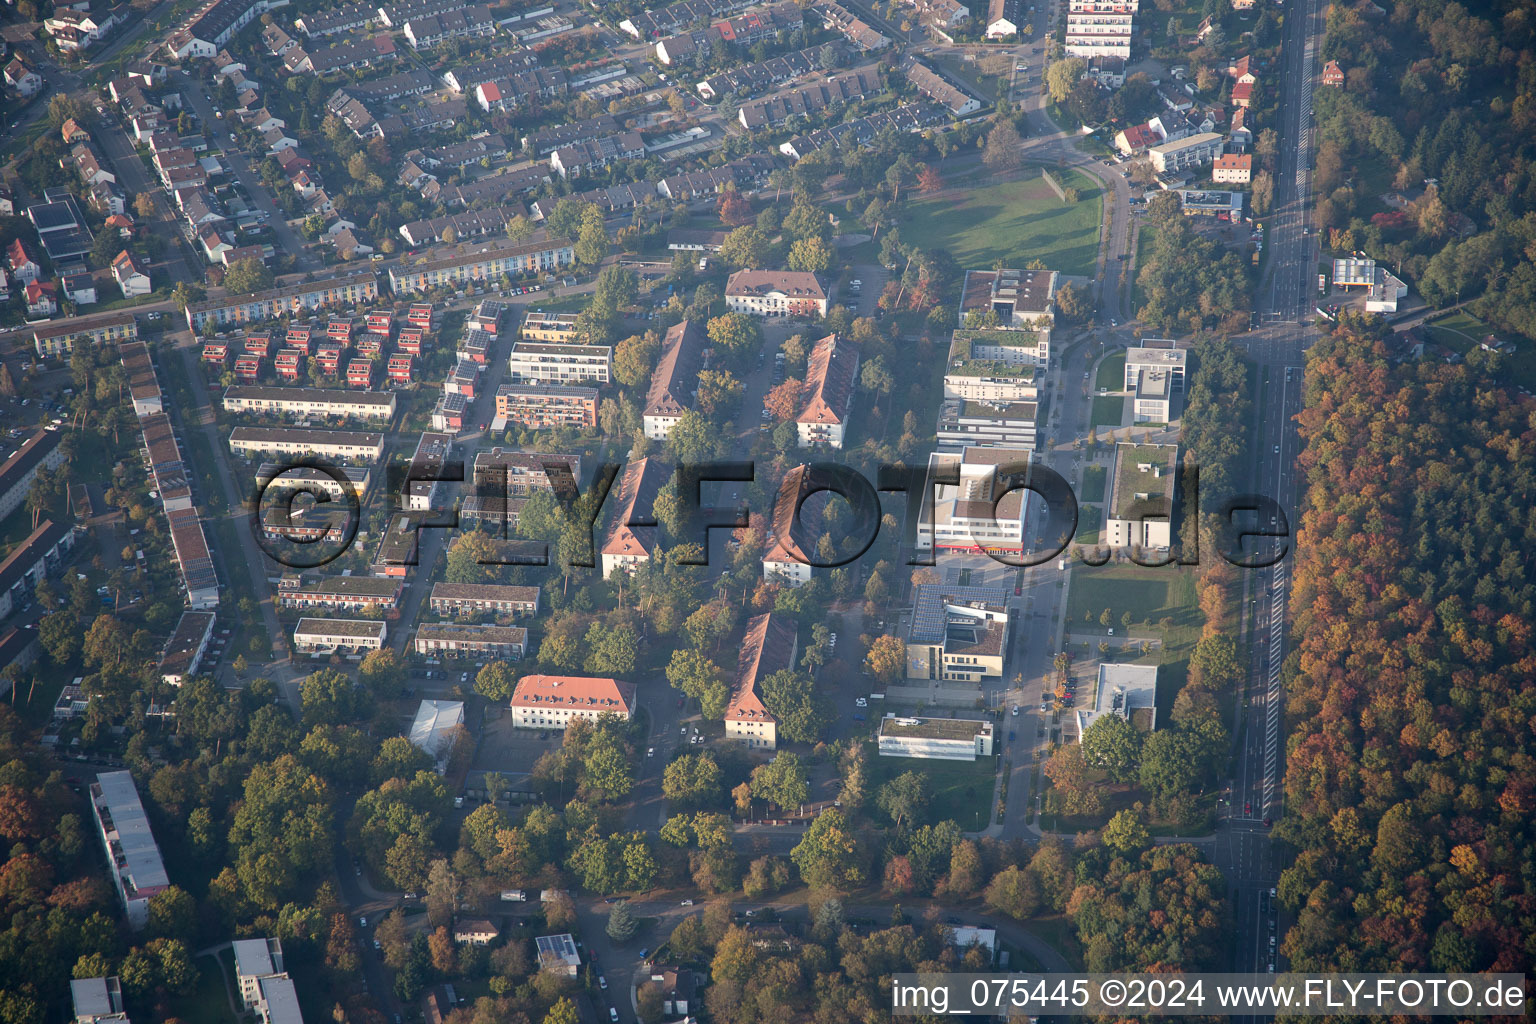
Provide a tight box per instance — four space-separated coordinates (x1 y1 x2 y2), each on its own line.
275 574 404 613
0 428 64 521
184 271 379 331
1124 340 1187 391
429 582 541 617
166 0 277 59
232 938 286 1010
599 456 670 577
549 133 646 179
935 398 1038 450
520 310 582 342
256 464 370 501
724 613 797 749
292 617 387 653
495 384 598 429
89 771 169 930
724 270 827 318
0 519 77 621
220 387 398 420
387 240 575 294
158 609 216 686
70 976 130 1023
959 268 1058 327
1147 132 1224 173
509 674 636 729
643 319 707 440
31 310 138 357
507 343 612 385
761 464 814 586
1065 0 1134 59
414 622 528 660
795 333 859 449
229 427 385 461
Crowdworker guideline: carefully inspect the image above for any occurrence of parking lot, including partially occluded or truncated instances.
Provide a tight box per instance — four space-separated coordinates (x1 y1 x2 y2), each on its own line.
470 704 564 780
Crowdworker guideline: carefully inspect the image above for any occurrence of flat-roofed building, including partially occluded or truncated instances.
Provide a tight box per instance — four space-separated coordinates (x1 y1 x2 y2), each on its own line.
917 447 1030 554
904 584 1010 681
404 432 453 512
232 938 285 1009
795 332 859 448
936 398 1038 450
387 239 575 294
1124 340 1186 391
90 771 169 930
507 342 611 385
725 269 828 318
724 613 797 749
878 714 994 760
0 428 64 521
0 519 78 620
221 386 397 419
229 426 385 461
948 326 1050 371
158 609 215 686
276 574 403 612
429 582 541 617
943 349 1038 403
184 270 379 331
415 622 528 660
293 617 387 653
371 512 422 577
1147 132 1224 173
599 456 670 576
1105 443 1177 551
495 383 598 429
70 976 130 1023
1075 663 1158 741
642 319 707 439
256 464 370 500
31 310 137 357
510 674 636 729
959 268 1057 327
1132 367 1173 422
520 310 581 342
254 975 304 1024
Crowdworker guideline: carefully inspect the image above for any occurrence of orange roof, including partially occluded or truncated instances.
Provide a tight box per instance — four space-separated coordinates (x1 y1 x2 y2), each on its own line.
762 465 813 566
725 613 797 723
796 333 860 426
600 456 670 558
509 674 635 714
1215 153 1251 169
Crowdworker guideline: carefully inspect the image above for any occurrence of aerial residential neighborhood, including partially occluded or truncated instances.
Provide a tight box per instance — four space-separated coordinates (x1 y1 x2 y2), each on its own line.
0 0 1529 1018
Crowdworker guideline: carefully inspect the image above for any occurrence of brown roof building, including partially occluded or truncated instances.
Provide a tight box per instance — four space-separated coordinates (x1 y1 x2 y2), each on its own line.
642 319 708 440
509 675 636 730
599 457 671 577
761 464 814 587
794 333 860 449
724 613 798 749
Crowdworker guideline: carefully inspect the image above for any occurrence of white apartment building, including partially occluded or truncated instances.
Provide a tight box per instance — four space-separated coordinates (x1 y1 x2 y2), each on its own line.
229 427 385 461
232 938 286 1010
507 342 612 385
509 674 636 729
724 270 828 319
724 613 797 749
292 617 387 653
642 319 706 440
90 771 169 931
1147 132 1224 173
221 386 397 420
795 333 859 449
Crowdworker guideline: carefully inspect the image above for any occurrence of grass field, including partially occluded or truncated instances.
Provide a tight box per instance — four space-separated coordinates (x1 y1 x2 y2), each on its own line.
166 955 237 1024
1424 310 1536 390
867 744 996 832
902 171 1103 278
1074 505 1101 544
1078 464 1107 505
1096 352 1126 392
1066 562 1201 702
1091 395 1124 427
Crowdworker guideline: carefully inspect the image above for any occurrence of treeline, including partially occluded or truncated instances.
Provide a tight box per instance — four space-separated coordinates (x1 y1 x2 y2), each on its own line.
1313 0 1536 341
1278 319 1536 972
1134 193 1252 334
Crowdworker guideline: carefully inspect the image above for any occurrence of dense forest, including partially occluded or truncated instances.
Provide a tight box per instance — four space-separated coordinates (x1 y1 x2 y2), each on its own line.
1279 315 1536 972
1313 0 1536 341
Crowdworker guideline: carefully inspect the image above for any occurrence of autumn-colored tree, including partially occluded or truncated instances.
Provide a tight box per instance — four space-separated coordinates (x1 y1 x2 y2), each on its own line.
763 378 805 422
428 925 458 974
917 164 943 193
863 634 905 684
883 855 915 895
717 188 753 227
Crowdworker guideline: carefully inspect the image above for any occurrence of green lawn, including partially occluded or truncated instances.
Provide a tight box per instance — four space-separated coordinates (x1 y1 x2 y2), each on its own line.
165 954 237 1024
1091 395 1124 427
1078 464 1107 504
1095 352 1125 392
1421 310 1536 390
867 743 997 832
901 171 1103 278
1074 505 1101 544
1131 223 1156 314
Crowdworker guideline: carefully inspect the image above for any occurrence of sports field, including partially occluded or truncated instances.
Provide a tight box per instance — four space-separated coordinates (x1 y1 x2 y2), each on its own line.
902 170 1103 277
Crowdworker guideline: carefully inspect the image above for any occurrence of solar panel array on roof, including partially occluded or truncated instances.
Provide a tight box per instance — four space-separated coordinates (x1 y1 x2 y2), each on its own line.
907 584 1011 645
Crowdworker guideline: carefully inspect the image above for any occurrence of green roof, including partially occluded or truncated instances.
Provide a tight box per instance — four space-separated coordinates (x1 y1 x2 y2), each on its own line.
948 358 1035 379
952 329 1042 350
